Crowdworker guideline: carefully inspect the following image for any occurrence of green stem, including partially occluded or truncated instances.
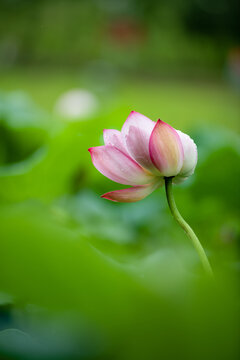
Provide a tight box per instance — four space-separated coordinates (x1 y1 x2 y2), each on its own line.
164 177 213 277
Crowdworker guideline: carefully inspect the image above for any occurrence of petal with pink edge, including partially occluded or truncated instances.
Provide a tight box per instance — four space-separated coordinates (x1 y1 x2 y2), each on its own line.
101 181 162 203
177 130 198 176
121 111 156 170
149 120 184 176
103 129 128 155
88 145 153 185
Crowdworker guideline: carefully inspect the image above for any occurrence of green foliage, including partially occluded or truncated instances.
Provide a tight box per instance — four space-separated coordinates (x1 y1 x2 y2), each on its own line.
0 0 237 72
0 74 239 359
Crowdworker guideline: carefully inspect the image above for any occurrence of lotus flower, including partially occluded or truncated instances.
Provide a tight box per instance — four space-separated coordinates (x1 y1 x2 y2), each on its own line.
88 111 197 202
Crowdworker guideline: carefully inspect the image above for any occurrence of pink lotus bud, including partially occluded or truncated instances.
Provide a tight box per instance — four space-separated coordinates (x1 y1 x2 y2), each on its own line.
88 111 197 202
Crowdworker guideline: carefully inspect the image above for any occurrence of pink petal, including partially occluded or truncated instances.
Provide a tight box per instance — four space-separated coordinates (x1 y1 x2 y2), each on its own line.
121 111 156 170
103 129 128 155
101 182 162 203
88 145 154 185
177 130 198 176
149 120 184 176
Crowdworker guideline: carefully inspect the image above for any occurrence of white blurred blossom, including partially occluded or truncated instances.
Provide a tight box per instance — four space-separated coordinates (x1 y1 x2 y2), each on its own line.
54 89 99 121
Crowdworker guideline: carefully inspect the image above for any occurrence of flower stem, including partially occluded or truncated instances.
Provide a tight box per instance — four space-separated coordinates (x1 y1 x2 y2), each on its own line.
164 177 213 277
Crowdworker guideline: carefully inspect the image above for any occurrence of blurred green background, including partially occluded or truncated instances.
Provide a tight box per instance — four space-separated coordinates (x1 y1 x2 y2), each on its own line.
0 0 240 359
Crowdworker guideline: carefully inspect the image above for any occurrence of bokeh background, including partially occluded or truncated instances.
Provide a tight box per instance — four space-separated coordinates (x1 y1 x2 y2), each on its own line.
0 0 240 359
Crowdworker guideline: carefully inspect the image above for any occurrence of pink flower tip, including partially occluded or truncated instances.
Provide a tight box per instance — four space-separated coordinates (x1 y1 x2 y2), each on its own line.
156 119 166 125
101 193 117 202
129 110 138 116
